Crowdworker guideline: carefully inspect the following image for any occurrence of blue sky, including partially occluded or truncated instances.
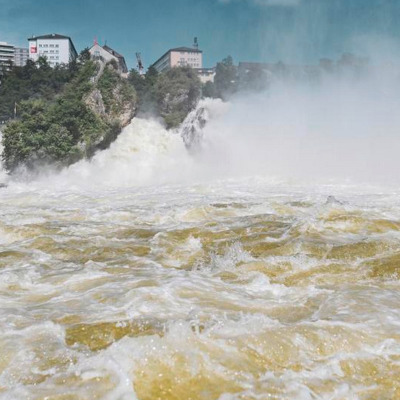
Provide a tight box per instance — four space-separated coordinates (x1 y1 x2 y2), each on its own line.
1 0 400 70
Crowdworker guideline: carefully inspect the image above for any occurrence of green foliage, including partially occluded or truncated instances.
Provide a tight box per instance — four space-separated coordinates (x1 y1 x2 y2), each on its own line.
202 81 217 98
128 65 200 129
98 64 136 116
239 64 269 93
1 99 82 171
1 59 133 173
128 67 158 113
153 66 201 129
2 55 204 172
0 57 77 122
98 65 120 113
214 56 238 100
128 69 147 94
78 48 91 64
145 66 159 87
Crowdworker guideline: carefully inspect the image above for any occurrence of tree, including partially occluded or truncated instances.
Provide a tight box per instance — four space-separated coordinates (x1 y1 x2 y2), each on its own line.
127 66 159 115
214 56 238 99
0 56 79 121
145 65 159 87
202 81 217 98
79 48 91 63
239 64 269 92
154 66 201 129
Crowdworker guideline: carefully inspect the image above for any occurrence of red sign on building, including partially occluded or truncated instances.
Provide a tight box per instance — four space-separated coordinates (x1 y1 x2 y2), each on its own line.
30 46 37 54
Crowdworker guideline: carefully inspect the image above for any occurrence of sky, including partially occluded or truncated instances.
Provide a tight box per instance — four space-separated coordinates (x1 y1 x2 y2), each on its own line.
1 0 400 70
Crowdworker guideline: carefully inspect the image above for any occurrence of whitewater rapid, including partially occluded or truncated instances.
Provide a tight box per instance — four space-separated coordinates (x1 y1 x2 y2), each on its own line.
1 91 400 399
1 174 400 400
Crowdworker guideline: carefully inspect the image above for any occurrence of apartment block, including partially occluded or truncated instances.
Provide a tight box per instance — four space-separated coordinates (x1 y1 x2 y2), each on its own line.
152 47 203 73
28 33 78 67
14 47 29 67
0 41 15 71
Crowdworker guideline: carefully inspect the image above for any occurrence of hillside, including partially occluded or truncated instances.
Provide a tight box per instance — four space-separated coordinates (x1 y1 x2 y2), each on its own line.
0 55 204 174
1 55 136 173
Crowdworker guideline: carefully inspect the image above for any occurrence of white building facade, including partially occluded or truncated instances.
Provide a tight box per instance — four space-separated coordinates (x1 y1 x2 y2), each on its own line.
197 67 216 83
28 34 78 67
152 47 203 73
89 43 128 76
0 42 15 71
14 47 29 67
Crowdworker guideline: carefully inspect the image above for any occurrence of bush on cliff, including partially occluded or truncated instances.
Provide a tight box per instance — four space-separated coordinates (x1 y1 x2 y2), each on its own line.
153 66 201 129
98 65 136 116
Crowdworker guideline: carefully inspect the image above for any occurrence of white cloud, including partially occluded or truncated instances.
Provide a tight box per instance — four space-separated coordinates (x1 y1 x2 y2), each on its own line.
219 0 301 6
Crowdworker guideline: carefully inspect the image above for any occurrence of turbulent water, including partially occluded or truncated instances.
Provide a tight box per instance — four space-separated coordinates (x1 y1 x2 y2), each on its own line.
1 94 400 399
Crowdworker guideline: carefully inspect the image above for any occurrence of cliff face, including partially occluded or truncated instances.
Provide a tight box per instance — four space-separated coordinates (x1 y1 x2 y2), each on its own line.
85 63 136 127
1 60 137 173
83 62 136 154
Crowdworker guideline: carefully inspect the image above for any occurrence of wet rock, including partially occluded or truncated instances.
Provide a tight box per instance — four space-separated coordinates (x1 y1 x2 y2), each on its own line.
325 195 344 205
84 88 106 116
180 105 209 151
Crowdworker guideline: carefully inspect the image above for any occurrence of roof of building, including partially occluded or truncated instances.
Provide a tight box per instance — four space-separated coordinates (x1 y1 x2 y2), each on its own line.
102 45 125 59
28 34 78 57
152 46 202 68
103 45 128 73
170 47 202 53
29 33 71 40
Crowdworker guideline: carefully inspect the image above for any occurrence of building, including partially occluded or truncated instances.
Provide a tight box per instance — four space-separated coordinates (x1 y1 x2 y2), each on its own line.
197 67 216 83
89 42 128 76
0 41 15 72
14 47 29 67
28 33 78 67
152 46 203 73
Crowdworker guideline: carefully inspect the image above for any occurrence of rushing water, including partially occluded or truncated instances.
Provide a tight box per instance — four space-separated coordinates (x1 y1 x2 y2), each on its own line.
1 99 400 399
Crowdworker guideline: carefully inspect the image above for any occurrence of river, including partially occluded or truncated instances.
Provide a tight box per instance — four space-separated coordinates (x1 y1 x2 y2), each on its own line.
0 91 400 399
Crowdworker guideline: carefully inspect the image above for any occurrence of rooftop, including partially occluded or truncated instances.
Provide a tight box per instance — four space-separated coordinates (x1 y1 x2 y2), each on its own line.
102 45 125 60
170 47 202 53
29 33 71 40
